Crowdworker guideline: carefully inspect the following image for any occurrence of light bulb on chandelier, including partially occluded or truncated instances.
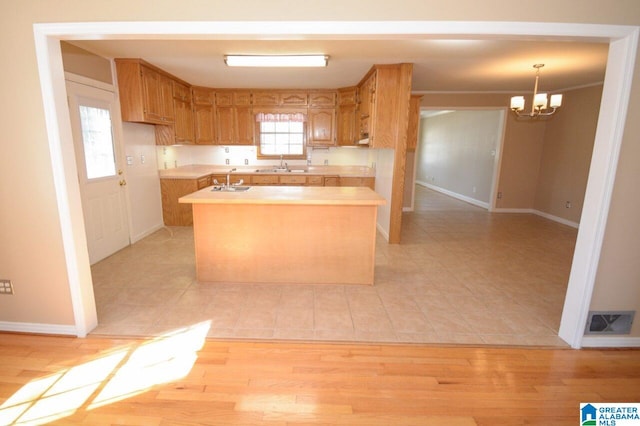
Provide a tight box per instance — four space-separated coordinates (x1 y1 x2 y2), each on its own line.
510 64 562 118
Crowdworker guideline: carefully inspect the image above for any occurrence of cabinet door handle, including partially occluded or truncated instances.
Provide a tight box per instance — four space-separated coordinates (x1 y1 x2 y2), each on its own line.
119 180 127 186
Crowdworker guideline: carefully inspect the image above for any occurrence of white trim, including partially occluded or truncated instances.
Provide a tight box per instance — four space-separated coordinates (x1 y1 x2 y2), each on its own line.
533 209 579 229
417 181 489 209
130 223 165 244
0 321 77 336
64 71 114 92
581 336 640 348
402 207 413 212
493 207 535 214
31 21 638 349
376 222 390 241
559 30 639 349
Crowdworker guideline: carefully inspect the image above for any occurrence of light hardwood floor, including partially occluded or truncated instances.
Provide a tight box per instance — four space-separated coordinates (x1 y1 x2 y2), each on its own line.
0 332 639 425
90 186 576 346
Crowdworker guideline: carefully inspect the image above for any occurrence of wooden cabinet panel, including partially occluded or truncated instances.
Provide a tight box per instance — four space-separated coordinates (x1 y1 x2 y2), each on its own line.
216 106 235 145
280 91 308 106
253 91 279 105
308 108 336 147
193 103 216 145
140 65 164 123
309 91 336 107
197 175 212 189
337 104 357 146
307 175 324 186
339 176 375 190
173 95 194 144
251 175 279 185
323 176 340 186
406 95 422 152
216 91 234 106
173 81 192 102
279 175 307 186
192 87 214 105
192 87 216 145
161 178 198 226
234 91 252 106
338 87 358 105
235 106 254 145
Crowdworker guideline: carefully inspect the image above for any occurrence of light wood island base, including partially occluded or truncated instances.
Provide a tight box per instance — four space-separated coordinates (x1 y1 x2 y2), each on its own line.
180 186 386 285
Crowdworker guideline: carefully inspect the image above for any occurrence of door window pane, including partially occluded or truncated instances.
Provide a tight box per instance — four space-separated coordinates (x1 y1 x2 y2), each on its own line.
79 105 116 180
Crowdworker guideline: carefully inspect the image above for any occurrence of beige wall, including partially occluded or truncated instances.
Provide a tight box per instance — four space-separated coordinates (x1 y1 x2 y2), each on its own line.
60 42 112 84
421 93 547 209
534 85 602 222
0 0 639 339
416 110 503 205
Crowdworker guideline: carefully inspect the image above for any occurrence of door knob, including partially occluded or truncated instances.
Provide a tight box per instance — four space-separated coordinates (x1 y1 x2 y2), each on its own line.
119 179 127 186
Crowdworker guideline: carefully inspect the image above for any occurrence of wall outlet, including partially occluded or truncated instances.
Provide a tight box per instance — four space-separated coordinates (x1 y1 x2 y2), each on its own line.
0 279 13 295
225 159 230 165
566 201 572 208
140 155 145 164
324 159 329 165
244 159 249 165
472 186 477 193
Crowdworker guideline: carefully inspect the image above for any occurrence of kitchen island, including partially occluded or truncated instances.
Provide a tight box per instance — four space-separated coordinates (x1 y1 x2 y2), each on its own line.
179 185 386 285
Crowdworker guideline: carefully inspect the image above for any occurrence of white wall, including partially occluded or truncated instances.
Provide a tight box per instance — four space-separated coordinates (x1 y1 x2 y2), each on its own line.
122 123 164 242
416 110 503 206
374 149 395 240
156 145 374 170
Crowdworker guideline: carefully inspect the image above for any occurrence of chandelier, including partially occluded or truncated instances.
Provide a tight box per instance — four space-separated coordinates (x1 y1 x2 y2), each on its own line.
510 64 562 118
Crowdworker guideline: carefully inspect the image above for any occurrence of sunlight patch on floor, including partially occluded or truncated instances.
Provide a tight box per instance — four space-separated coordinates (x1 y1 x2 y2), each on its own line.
0 321 210 425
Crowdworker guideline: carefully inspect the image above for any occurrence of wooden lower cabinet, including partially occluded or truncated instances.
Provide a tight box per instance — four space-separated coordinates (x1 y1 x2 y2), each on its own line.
340 176 375 190
161 178 200 226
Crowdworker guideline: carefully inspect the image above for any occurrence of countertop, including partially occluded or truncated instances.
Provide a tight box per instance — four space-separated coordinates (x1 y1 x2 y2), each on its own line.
179 185 386 206
159 164 376 179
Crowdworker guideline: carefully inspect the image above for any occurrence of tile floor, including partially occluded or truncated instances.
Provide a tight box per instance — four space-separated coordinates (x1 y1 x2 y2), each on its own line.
90 185 577 346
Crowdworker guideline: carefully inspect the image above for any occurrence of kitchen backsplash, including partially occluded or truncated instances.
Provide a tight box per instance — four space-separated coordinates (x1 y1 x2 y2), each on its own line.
156 145 377 170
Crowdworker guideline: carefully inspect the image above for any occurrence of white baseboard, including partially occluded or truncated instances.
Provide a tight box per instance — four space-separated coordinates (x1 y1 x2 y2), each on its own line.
581 336 640 348
130 223 165 244
376 223 390 242
416 181 489 209
493 207 535 214
533 209 579 229
0 321 78 336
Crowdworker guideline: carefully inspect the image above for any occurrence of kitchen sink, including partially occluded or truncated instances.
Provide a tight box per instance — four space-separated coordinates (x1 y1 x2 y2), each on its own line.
255 168 307 173
212 186 251 192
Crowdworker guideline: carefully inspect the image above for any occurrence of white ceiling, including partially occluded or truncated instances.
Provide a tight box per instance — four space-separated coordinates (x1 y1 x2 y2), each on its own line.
69 37 609 92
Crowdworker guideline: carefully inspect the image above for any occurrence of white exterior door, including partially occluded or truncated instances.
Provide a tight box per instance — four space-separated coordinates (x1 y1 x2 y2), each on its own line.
67 81 130 264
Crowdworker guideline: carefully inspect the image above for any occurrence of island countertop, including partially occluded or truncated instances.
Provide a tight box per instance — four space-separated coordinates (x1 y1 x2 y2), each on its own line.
179 185 386 206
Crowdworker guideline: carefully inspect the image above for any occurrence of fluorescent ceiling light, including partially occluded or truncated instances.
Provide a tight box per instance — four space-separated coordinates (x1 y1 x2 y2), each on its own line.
224 55 328 67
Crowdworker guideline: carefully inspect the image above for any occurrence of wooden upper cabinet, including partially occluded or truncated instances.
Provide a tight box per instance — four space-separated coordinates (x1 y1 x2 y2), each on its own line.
216 91 234 106
192 87 216 145
253 90 308 106
115 58 179 125
235 106 255 145
357 64 413 149
309 91 336 107
172 81 194 144
234 91 252 106
253 91 279 106
216 106 235 145
280 91 308 106
338 87 358 105
337 104 357 146
308 108 336 147
406 95 422 152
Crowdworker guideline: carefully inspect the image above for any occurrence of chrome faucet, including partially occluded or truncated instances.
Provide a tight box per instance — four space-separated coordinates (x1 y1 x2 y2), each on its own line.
226 168 236 188
279 155 284 168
